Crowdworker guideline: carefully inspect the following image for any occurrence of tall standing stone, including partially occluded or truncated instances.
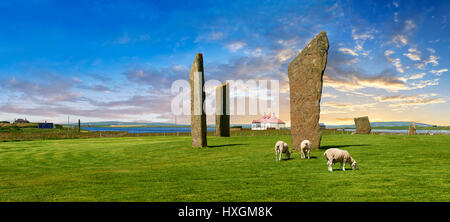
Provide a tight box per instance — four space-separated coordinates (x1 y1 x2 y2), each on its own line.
408 122 416 135
190 53 207 147
289 31 329 150
215 83 230 137
354 116 371 134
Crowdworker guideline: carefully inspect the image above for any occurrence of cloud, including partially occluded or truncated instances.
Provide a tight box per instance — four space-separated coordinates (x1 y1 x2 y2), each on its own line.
414 54 439 70
393 1 399 8
338 28 376 57
124 65 188 89
338 48 358 56
3 76 84 104
394 12 399 23
430 69 448 76
322 93 337 98
79 84 115 93
384 50 404 73
195 31 224 42
376 93 446 111
392 34 408 46
388 98 445 107
322 101 377 112
226 41 247 52
425 55 440 66
104 33 151 45
408 72 426 80
403 48 421 61
410 78 440 89
326 2 339 12
276 48 297 62
335 117 354 122
404 20 416 31
378 93 434 102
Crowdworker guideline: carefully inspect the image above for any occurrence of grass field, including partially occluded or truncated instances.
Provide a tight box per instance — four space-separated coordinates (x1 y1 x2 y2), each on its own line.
0 134 449 201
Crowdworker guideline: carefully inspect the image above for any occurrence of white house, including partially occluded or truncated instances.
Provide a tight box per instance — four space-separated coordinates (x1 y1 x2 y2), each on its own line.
251 114 286 130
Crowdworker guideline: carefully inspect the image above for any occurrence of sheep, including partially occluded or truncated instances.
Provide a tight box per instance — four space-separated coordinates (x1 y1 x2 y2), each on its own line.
323 148 357 172
274 141 291 161
300 140 312 159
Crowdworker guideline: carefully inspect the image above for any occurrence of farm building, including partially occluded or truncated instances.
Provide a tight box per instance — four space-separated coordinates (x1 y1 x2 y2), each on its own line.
251 114 286 130
38 123 54 129
14 118 30 124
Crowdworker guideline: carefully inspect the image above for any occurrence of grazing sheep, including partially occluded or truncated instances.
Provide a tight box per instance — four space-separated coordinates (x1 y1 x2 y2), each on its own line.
323 148 357 172
300 140 312 159
275 141 291 161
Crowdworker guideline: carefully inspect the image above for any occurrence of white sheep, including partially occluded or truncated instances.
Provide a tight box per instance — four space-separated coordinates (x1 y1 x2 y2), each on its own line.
300 140 312 159
275 141 291 161
323 148 357 172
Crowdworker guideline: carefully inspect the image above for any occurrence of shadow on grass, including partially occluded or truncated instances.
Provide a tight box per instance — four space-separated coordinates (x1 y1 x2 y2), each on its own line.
207 143 246 148
331 168 358 171
319 144 369 150
276 157 295 161
303 156 318 159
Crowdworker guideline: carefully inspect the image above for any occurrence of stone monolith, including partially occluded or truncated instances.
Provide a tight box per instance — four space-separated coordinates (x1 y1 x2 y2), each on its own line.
215 83 230 137
288 31 329 150
408 122 416 135
354 116 371 134
190 53 207 147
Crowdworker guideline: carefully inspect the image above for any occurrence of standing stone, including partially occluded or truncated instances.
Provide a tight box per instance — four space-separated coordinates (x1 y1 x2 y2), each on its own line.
215 83 230 137
354 116 371 134
190 53 207 147
408 122 416 135
289 31 329 150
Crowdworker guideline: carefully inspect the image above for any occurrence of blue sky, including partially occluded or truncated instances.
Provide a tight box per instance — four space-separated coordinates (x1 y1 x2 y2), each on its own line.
0 0 449 125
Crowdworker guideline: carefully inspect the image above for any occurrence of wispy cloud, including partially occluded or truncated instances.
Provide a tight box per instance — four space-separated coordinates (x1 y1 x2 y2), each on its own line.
392 34 408 47
384 50 404 73
226 41 247 52
338 48 358 56
408 72 426 80
322 101 377 112
430 69 448 76
403 48 421 61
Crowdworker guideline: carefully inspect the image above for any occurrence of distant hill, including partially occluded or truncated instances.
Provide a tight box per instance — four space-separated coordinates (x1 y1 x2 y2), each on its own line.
68 121 255 128
68 121 190 127
327 121 434 128
68 121 439 129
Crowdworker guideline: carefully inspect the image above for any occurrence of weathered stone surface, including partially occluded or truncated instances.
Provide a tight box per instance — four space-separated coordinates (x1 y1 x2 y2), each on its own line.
408 122 417 135
288 31 329 150
215 83 230 137
354 116 371 134
190 53 207 147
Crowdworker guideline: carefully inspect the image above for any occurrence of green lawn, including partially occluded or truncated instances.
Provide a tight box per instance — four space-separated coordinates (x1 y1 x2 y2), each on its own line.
0 134 449 201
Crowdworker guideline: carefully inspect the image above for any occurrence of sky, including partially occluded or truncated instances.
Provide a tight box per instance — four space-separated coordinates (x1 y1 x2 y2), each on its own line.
0 0 449 126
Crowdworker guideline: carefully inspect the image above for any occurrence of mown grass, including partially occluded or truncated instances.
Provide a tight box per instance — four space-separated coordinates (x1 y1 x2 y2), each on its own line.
0 134 448 202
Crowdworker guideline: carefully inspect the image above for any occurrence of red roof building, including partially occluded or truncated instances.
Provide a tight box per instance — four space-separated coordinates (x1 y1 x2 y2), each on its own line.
251 114 286 130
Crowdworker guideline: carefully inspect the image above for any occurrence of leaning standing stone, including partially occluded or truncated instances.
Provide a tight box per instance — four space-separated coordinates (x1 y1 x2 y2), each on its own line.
288 31 329 150
190 53 207 147
354 116 371 134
